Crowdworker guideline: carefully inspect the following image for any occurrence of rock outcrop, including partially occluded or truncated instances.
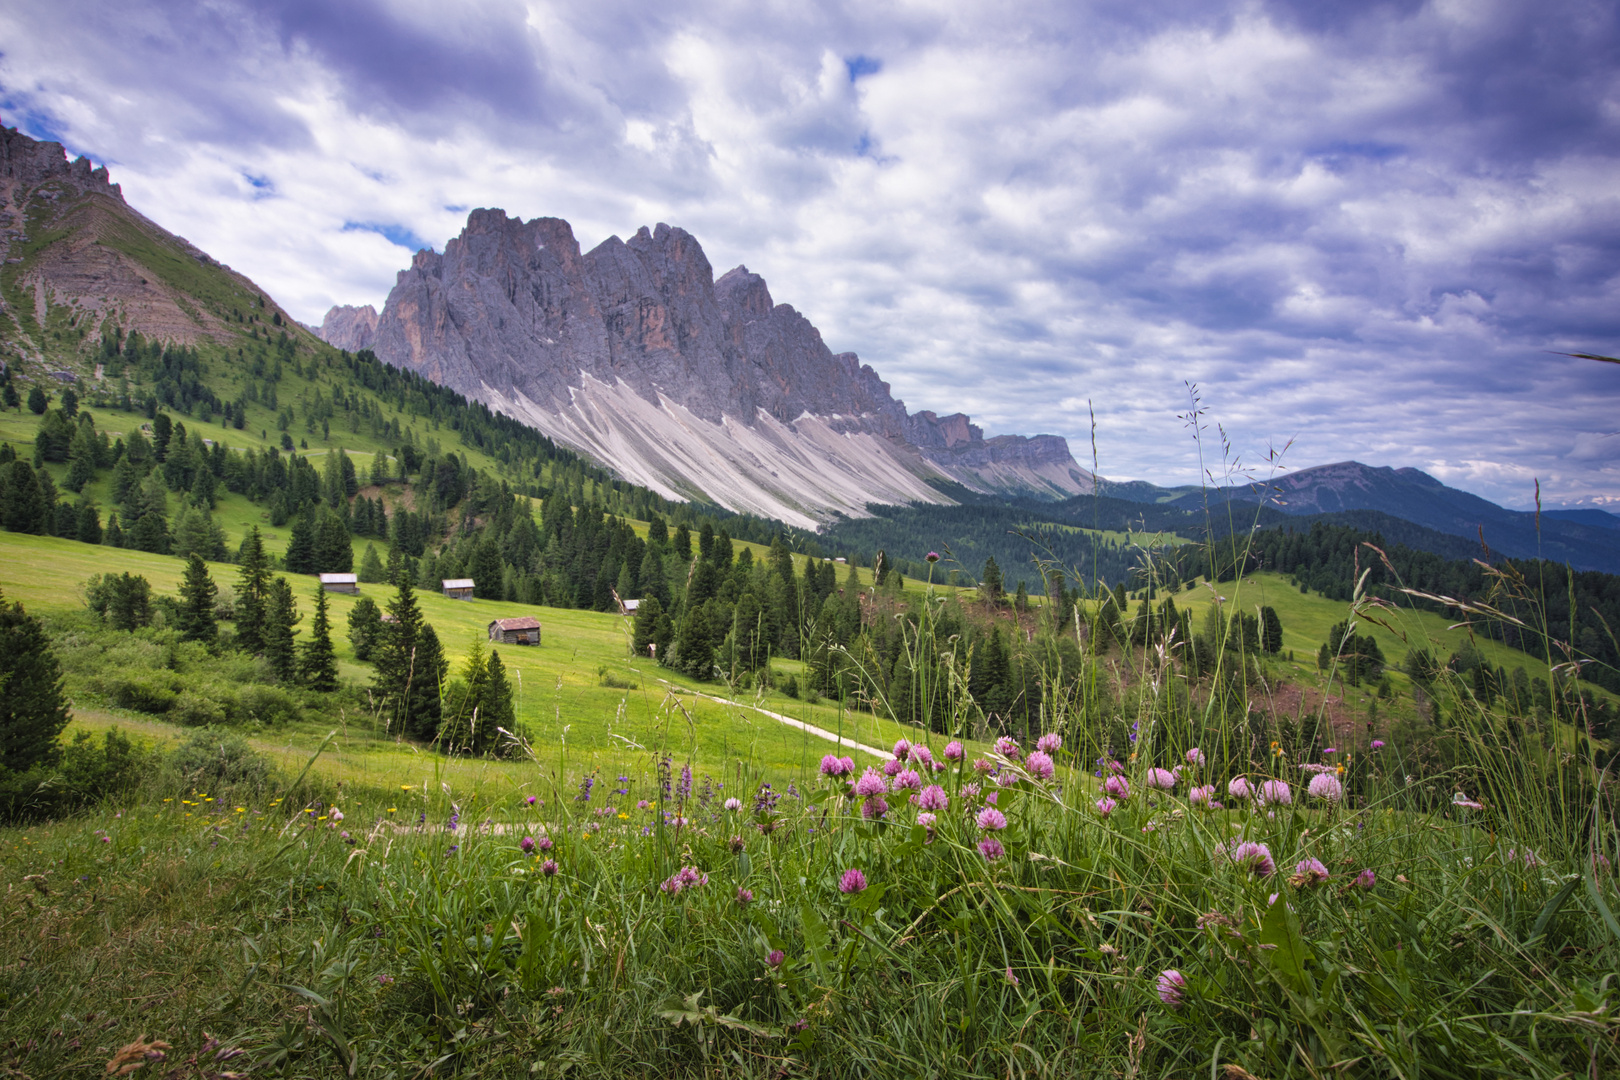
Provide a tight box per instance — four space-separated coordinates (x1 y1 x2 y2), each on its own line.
0 125 297 369
318 304 379 352
362 209 1093 527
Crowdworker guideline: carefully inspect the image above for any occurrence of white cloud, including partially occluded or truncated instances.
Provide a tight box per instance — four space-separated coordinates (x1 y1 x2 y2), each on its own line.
1 0 1617 509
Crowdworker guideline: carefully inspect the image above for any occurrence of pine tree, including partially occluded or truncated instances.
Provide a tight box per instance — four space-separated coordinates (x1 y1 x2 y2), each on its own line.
0 460 46 533
481 650 516 745
473 535 503 599
347 596 383 661
75 500 102 544
1261 606 1284 655
0 588 71 772
235 527 272 654
674 600 715 679
300 586 339 692
358 543 386 583
632 596 664 658
981 556 1004 604
176 553 218 644
313 510 353 573
26 385 47 415
263 577 301 681
375 574 444 740
104 512 123 548
284 511 316 573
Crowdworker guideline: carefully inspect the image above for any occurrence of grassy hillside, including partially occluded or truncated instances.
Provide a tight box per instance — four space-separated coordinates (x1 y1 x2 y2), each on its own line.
0 531 957 796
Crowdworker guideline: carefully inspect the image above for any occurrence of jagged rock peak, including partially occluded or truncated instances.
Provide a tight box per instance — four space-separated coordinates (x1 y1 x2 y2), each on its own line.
318 304 379 352
366 206 1094 522
0 125 123 201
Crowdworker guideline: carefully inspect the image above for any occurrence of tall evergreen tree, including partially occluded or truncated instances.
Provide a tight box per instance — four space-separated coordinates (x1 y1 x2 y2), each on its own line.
313 510 353 573
480 650 516 745
235 527 272 654
347 595 383 661
263 577 301 681
375 574 444 739
176 553 218 644
0 588 71 772
1261 606 1284 655
284 511 316 573
473 535 504 599
300 586 339 692
981 556 1004 604
0 460 46 533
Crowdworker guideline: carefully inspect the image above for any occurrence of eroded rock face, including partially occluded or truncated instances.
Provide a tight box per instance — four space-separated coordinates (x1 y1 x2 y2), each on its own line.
317 304 379 352
367 208 1094 522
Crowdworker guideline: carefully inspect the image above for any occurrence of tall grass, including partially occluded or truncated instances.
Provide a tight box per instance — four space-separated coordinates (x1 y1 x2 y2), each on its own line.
2 456 1618 1076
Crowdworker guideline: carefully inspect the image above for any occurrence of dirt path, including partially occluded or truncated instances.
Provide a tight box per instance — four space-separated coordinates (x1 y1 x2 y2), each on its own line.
662 683 890 760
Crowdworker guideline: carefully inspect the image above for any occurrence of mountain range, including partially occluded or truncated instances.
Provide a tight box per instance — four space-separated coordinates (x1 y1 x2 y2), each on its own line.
1 121 1613 572
321 210 1093 530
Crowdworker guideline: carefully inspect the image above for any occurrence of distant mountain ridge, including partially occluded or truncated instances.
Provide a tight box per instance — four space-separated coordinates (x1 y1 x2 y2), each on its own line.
1151 461 1620 573
332 210 1094 529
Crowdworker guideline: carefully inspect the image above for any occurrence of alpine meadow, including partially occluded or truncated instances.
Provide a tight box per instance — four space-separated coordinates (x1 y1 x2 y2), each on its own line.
2 41 1620 1080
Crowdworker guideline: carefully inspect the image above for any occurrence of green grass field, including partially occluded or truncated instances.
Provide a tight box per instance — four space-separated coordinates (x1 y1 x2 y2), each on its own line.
0 531 956 798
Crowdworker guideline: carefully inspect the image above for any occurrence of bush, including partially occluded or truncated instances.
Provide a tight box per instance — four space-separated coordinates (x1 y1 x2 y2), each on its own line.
106 674 180 714
170 690 227 727
164 730 277 794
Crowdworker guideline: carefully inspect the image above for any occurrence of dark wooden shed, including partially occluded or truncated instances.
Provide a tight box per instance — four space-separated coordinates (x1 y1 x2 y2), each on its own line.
488 616 542 645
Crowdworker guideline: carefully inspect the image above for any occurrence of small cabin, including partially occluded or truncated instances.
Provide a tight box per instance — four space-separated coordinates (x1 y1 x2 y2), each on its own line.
318 572 359 594
619 597 641 618
489 616 542 645
442 578 475 600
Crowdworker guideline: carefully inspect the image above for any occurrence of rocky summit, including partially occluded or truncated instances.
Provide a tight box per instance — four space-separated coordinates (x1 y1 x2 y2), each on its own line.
333 210 1093 528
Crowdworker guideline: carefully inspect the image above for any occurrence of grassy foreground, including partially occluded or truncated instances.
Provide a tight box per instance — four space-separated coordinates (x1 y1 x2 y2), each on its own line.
2 534 1619 1077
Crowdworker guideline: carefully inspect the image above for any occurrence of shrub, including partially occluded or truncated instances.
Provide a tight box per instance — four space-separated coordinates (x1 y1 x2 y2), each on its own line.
164 730 277 794
170 690 227 727
106 674 180 714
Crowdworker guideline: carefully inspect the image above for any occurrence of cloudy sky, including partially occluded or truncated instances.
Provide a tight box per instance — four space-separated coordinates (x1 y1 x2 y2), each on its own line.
3 0 1618 508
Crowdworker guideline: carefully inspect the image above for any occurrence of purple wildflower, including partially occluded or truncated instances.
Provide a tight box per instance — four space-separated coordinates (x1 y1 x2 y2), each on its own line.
976 806 1008 831
1230 841 1277 877
882 758 903 777
1291 858 1331 887
1095 797 1117 816
1353 868 1376 888
839 868 867 894
1227 776 1252 800
893 738 912 761
1186 747 1205 767
943 741 964 761
540 858 559 876
993 735 1021 760
1146 768 1177 791
916 811 937 833
525 794 538 806
1036 732 1062 754
853 768 889 798
1188 785 1215 807
819 754 848 777
1024 750 1056 781
911 745 934 768
520 836 536 854
977 836 1005 861
926 551 940 563
1451 792 1482 810
677 765 692 802
736 887 754 905
767 949 785 968
539 836 554 851
1258 780 1292 806
1308 773 1344 802
1324 747 1337 755
377 973 394 986
893 768 922 791
1371 740 1385 750
917 784 949 811
1104 775 1130 800
860 796 889 820
1156 970 1186 1008
724 797 742 811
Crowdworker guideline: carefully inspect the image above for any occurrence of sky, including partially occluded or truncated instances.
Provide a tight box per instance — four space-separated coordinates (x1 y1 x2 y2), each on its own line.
3 0 1618 509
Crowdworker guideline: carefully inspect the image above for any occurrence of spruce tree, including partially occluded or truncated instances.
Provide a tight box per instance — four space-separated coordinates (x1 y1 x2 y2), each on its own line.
284 511 316 573
104 512 123 548
176 553 218 644
235 527 272 654
375 574 444 740
981 556 1004 604
473 536 504 599
0 588 71 772
26 385 47 415
313 510 353 573
75 501 102 545
480 650 516 750
347 595 383 661
0 460 45 533
263 577 301 681
358 543 386 583
632 596 664 657
301 586 339 692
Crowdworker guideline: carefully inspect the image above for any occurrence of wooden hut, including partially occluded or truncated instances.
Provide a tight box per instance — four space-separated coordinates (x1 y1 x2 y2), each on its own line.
318 573 359 594
488 616 542 645
442 578 475 600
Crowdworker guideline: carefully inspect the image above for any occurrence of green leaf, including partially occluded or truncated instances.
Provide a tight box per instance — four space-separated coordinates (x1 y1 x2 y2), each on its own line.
1257 899 1315 996
1583 871 1620 944
1528 877 1581 946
